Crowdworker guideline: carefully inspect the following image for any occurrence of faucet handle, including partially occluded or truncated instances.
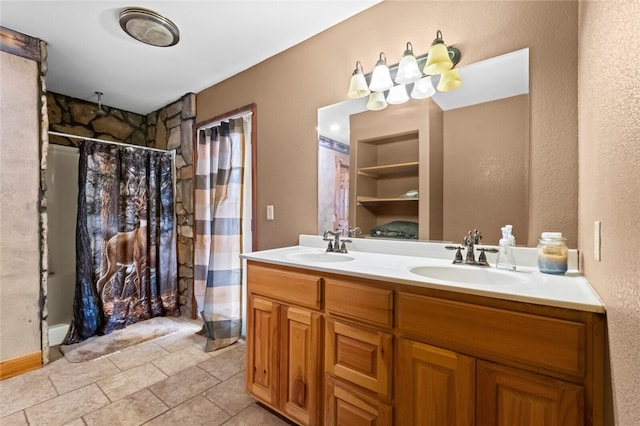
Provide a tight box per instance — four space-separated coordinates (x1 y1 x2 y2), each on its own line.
445 245 465 264
476 247 498 267
339 239 352 253
347 227 361 238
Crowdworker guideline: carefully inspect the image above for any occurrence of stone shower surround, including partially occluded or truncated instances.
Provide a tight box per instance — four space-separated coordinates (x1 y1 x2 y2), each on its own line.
45 91 197 327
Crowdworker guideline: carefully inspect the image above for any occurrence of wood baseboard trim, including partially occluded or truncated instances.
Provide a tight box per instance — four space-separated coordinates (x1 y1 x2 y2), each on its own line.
0 352 42 380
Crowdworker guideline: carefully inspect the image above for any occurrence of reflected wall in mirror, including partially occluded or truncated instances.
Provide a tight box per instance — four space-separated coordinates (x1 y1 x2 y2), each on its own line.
318 48 530 246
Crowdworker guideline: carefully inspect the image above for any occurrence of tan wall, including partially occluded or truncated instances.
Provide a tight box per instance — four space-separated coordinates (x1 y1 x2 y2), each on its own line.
0 51 42 361
578 2 640 424
197 0 579 250
443 95 529 245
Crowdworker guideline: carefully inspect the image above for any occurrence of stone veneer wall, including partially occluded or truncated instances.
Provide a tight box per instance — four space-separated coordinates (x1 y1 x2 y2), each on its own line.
47 92 147 147
147 94 196 317
46 92 196 318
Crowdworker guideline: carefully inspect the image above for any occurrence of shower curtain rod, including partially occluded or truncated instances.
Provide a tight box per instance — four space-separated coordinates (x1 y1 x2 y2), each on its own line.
48 131 172 153
197 111 253 131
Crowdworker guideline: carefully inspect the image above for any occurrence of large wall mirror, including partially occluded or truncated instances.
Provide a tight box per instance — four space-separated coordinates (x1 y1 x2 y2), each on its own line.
318 48 530 246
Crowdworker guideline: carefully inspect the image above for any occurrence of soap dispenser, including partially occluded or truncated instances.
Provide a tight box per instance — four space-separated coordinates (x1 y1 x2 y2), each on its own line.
505 224 516 247
496 226 517 271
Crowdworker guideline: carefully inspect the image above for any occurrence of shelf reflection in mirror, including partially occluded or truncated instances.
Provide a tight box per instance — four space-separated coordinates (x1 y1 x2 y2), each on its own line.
318 48 530 245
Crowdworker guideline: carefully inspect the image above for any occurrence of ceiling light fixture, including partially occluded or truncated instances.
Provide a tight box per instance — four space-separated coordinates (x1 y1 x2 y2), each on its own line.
119 7 180 47
348 30 461 111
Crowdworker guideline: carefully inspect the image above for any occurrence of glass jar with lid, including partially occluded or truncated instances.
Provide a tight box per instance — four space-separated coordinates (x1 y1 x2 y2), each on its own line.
537 232 568 275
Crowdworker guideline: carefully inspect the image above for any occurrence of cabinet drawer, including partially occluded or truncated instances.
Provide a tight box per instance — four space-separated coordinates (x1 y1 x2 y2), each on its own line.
325 376 392 426
247 263 322 310
397 292 585 377
325 318 392 398
325 279 393 328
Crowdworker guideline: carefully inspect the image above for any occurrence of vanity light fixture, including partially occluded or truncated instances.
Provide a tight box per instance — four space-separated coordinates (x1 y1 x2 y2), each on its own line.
423 30 457 75
348 61 371 99
366 91 388 111
119 7 180 47
368 52 393 92
348 30 461 111
386 84 410 105
395 42 422 84
410 76 437 99
437 68 462 92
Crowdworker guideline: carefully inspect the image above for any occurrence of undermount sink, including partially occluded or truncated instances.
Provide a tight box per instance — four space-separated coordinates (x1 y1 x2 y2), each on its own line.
286 251 354 263
409 265 532 286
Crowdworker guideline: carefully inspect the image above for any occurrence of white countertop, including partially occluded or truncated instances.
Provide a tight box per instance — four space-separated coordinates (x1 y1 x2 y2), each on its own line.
240 235 605 314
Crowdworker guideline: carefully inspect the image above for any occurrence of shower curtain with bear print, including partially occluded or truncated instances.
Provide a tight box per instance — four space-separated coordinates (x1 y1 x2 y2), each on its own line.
64 140 178 344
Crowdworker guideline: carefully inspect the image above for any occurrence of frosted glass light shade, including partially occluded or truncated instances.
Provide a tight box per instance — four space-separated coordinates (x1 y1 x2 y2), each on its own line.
437 68 462 92
366 91 388 111
387 84 409 105
410 76 436 99
348 72 371 99
395 42 421 84
369 53 393 92
423 42 454 75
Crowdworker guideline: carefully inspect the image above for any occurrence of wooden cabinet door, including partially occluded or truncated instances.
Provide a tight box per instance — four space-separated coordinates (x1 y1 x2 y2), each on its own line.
325 376 392 426
280 306 322 426
246 295 279 406
396 338 475 426
477 360 584 426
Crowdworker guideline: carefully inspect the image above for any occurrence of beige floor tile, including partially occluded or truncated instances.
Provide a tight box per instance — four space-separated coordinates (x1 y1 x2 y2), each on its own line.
0 371 58 416
147 365 220 408
198 345 245 381
97 363 167 402
224 403 293 426
151 345 210 376
203 372 254 416
144 394 230 425
154 329 206 353
24 383 110 426
83 388 168 426
62 419 86 426
48 357 121 394
2 319 281 426
0 410 29 426
108 341 169 371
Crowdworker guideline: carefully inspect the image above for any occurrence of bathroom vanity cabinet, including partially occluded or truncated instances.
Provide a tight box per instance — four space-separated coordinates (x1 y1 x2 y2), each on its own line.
246 264 323 425
245 261 604 426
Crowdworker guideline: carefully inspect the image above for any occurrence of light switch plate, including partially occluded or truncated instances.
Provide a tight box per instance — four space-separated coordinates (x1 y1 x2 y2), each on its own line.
267 205 274 221
594 221 601 261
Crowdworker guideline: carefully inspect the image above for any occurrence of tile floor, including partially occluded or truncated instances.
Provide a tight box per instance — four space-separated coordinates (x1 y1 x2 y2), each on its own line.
0 318 292 426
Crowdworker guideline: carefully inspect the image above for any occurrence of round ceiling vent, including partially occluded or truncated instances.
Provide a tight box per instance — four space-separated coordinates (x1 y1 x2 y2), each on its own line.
119 7 180 47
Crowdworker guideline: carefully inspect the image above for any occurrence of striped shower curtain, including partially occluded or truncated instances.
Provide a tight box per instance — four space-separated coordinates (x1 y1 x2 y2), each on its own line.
194 116 250 352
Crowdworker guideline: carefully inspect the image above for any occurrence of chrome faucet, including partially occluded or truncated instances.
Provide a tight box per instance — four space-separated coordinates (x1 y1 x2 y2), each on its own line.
445 229 496 266
323 230 342 253
347 226 361 238
464 229 482 263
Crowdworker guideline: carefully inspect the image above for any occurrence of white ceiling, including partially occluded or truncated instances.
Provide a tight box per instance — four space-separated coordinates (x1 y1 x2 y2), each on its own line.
0 0 381 114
